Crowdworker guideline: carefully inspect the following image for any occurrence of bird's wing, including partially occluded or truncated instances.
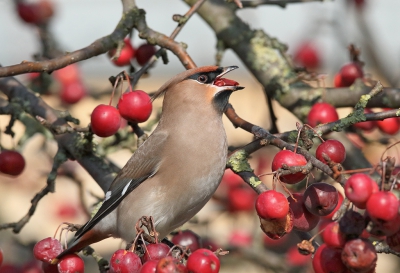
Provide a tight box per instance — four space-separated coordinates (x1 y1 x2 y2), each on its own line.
73 131 168 240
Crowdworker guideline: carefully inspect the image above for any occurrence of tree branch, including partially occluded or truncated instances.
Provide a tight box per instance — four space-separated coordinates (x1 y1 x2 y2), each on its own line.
0 76 118 192
0 6 195 77
0 148 67 233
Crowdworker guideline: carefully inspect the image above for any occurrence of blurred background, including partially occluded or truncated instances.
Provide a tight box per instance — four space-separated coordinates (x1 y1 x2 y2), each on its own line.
0 0 400 272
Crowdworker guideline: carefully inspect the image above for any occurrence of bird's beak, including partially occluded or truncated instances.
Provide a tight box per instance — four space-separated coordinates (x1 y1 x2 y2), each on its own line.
213 66 244 91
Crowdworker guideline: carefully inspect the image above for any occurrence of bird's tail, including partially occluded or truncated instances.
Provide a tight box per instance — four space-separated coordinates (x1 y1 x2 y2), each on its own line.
53 229 107 263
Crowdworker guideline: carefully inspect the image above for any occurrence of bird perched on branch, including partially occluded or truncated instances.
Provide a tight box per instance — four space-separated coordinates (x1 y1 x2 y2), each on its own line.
57 65 244 258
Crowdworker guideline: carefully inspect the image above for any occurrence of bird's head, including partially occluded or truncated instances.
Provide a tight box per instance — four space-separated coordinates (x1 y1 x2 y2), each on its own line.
153 66 244 113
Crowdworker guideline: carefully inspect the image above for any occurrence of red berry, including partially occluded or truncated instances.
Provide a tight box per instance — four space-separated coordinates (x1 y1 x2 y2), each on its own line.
376 117 400 135
186 249 220 273
316 139 346 164
271 150 307 184
56 202 79 220
312 241 344 273
353 108 376 131
0 150 25 176
333 73 343 87
53 65 81 85
339 210 366 240
156 256 186 273
368 212 400 237
57 254 84 273
348 0 366 8
171 230 200 252
303 183 339 217
21 260 42 273
262 234 288 248
17 1 54 24
344 173 376 209
312 244 347 273
287 193 320 232
293 42 320 69
139 260 157 273
136 44 157 66
60 81 86 104
17 3 39 23
323 192 343 220
108 39 136 67
321 221 346 248
286 245 311 267
227 186 257 212
42 262 58 273
142 243 170 263
228 230 252 247
90 104 121 137
307 102 339 127
341 239 377 273
35 0 54 23
366 191 399 222
110 249 142 273
27 72 41 81
118 90 152 123
386 228 400 252
221 168 242 188
0 264 22 273
339 62 363 87
201 238 219 252
33 237 63 263
256 190 289 220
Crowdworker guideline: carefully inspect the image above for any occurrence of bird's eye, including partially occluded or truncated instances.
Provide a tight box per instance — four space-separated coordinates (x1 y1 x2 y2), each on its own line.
197 75 208 83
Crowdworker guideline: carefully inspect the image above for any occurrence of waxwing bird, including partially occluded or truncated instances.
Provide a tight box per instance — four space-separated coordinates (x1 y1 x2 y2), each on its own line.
57 65 244 258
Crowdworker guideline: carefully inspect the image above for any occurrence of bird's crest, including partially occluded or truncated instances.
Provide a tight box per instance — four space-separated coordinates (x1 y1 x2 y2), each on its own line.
151 66 220 101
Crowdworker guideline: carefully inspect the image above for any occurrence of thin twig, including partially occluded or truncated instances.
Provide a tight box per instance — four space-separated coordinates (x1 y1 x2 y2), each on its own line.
0 148 68 233
129 0 205 86
36 116 90 134
375 242 400 258
0 7 195 77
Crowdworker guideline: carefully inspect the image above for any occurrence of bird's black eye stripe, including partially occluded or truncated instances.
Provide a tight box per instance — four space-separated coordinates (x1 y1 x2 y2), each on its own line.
187 68 224 84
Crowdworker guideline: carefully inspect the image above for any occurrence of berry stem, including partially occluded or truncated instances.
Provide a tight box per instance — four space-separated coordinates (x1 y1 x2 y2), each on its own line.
340 168 373 174
109 75 123 106
305 124 325 142
123 71 133 92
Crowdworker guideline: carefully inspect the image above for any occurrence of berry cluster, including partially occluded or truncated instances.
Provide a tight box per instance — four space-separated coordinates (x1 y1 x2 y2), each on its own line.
108 245 219 273
307 97 400 136
314 188 396 273
263 138 400 273
108 39 157 67
32 237 83 273
334 62 364 88
53 64 87 105
352 108 400 135
254 139 345 239
32 225 221 273
28 63 87 104
91 89 152 137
